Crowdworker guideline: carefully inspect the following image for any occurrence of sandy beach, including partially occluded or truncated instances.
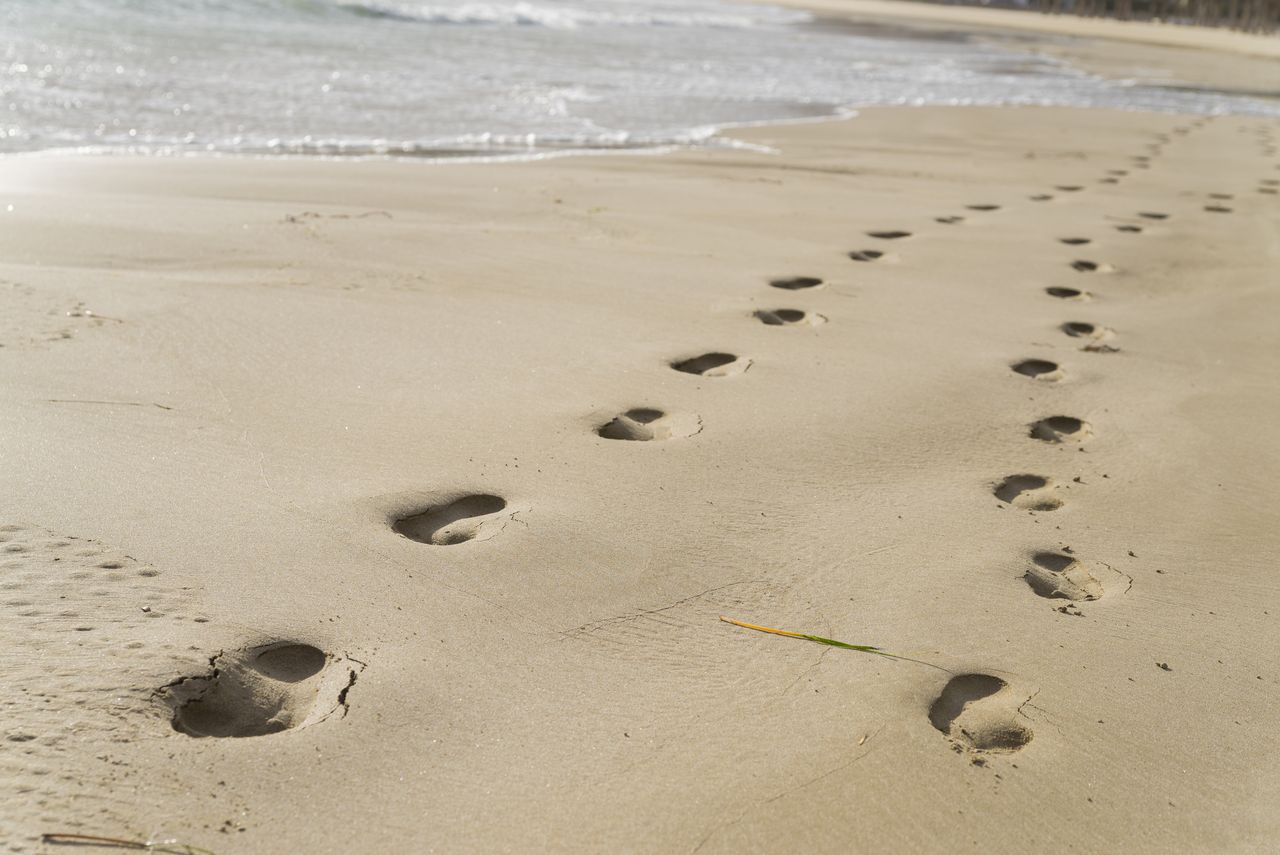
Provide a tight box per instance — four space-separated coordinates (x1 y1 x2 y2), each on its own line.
3 5 1279 853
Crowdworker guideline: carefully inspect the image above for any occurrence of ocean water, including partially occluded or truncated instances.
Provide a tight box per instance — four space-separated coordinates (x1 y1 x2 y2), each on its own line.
2 0 1276 159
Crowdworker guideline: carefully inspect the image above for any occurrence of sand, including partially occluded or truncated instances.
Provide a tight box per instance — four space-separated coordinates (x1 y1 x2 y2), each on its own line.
3 13 1279 855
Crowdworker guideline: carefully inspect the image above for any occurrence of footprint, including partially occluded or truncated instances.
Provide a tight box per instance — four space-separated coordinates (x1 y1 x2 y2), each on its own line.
1107 169 1128 176
1099 178 1119 184
1011 359 1063 382
1029 416 1092 443
1260 188 1278 195
1058 237 1091 246
1070 259 1112 273
1055 185 1083 192
1204 205 1232 213
1029 194 1054 202
1208 193 1233 200
866 230 911 240
1060 321 1113 341
770 276 824 291
935 216 965 224
393 494 509 545
994 474 1062 510
671 352 750 377
1114 224 1143 233
162 643 360 738
1262 179 1279 187
1138 211 1169 220
1046 287 1089 301
754 308 826 327
597 408 701 441
1024 552 1103 601
966 204 1000 211
929 674 1032 753
848 249 886 261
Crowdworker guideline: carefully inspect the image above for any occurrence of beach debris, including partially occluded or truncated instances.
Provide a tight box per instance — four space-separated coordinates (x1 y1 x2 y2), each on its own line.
42 833 219 854
719 615 896 659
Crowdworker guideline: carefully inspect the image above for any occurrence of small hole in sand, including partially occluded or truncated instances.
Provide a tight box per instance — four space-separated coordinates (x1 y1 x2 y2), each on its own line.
769 276 823 290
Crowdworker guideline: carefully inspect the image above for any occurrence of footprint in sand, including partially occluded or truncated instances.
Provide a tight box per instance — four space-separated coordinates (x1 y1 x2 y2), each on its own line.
966 204 1000 211
162 642 360 738
1204 205 1233 213
1024 552 1103 601
1261 187 1278 196
1011 359 1063 382
929 674 1032 753
1107 170 1128 177
1138 211 1169 220
1070 259 1113 273
866 230 912 240
1046 286 1090 301
393 494 510 545
994 474 1063 510
1115 224 1143 233
1099 178 1119 184
1061 320 1114 342
1058 237 1091 246
769 276 824 291
597 408 701 442
754 308 826 327
1262 179 1279 187
671 352 751 378
935 216 965 224
1208 193 1233 200
848 249 887 261
1029 194 1054 202
1029 416 1092 443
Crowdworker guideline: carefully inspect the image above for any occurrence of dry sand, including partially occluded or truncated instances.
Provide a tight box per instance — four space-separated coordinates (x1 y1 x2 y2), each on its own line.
2 16 1279 855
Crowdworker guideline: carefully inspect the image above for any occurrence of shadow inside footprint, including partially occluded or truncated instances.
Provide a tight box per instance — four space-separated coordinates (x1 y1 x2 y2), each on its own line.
1029 416 1092 443
1055 185 1083 192
1025 552 1103 601
935 216 964 224
1046 287 1087 300
671 352 750 377
1058 237 1091 246
929 674 1032 753
1115 224 1143 233
1204 205 1232 213
598 408 700 441
866 230 911 240
994 474 1062 510
1070 259 1111 273
163 643 358 738
393 494 508 545
1138 211 1169 220
1060 321 1113 341
966 204 1000 211
1011 359 1063 381
1029 194 1053 202
848 249 885 261
755 308 825 327
770 276 823 291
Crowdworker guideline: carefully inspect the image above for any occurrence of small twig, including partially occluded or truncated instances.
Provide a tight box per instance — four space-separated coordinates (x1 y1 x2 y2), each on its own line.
46 400 174 411
41 833 217 854
719 616 950 671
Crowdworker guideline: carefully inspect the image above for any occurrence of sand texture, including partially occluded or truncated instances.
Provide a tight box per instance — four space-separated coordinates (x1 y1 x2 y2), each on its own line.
2 100 1278 852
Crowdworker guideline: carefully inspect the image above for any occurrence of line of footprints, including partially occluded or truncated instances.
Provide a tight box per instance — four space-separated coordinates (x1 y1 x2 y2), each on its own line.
156 116 1277 757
